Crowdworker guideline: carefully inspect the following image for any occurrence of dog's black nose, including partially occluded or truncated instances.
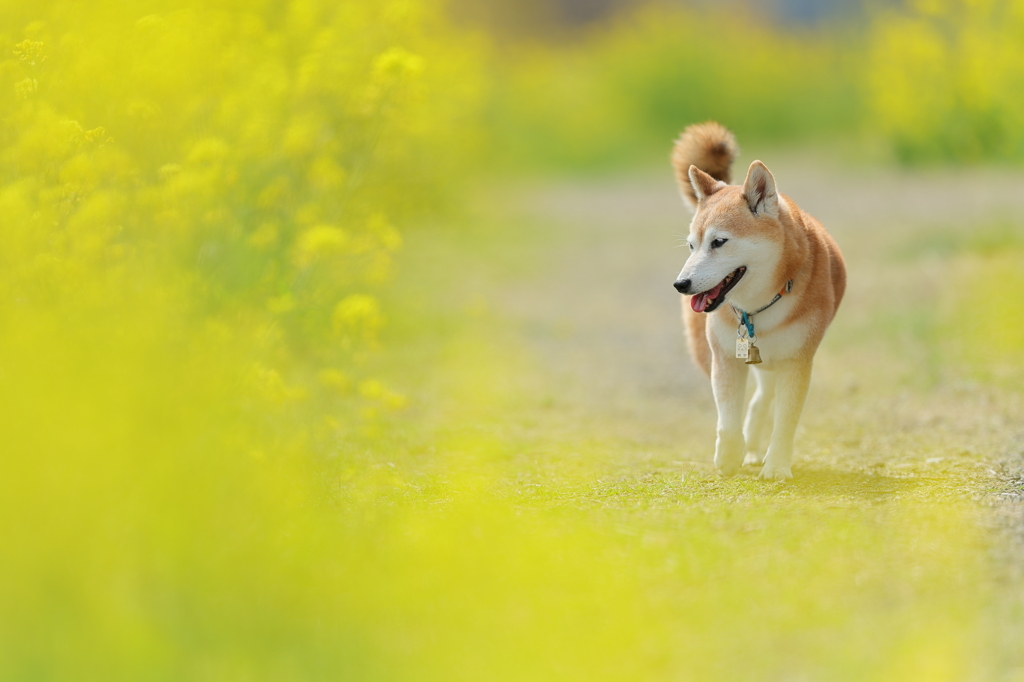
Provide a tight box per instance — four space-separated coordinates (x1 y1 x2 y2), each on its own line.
674 279 691 294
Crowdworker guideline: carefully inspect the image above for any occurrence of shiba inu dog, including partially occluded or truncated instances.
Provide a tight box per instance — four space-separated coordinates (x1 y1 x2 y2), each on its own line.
671 122 845 480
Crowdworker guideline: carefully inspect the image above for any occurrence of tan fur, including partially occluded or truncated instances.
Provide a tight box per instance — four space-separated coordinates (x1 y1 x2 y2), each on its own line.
671 122 739 208
670 122 845 480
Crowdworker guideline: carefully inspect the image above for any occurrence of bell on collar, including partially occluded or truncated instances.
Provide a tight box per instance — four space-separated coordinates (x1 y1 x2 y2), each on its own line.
745 344 762 365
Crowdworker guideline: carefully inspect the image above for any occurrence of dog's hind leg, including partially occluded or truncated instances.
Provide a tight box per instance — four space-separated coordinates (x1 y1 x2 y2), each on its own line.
743 367 776 466
759 360 812 481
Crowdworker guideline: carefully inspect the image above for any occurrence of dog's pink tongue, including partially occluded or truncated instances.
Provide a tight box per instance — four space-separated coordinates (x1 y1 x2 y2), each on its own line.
690 281 724 313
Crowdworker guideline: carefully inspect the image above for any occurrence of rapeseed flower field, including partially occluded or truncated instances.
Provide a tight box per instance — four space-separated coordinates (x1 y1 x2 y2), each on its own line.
1 1 485 676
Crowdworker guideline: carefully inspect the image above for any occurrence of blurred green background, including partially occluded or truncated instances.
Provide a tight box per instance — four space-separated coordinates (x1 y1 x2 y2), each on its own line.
3 0 1024 680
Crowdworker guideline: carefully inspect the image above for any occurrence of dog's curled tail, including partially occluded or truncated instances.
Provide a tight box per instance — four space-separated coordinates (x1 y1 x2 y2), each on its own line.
671 122 739 209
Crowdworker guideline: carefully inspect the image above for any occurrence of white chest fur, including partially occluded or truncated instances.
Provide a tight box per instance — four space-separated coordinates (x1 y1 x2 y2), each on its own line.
708 296 814 366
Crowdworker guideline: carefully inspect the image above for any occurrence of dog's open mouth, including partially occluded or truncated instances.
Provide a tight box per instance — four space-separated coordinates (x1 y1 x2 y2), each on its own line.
690 267 746 313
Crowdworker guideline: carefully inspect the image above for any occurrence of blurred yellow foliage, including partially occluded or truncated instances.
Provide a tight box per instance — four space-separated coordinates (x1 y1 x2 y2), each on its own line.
867 0 1024 162
0 0 484 676
333 293 386 346
487 0 1024 167
0 0 485 418
489 3 860 168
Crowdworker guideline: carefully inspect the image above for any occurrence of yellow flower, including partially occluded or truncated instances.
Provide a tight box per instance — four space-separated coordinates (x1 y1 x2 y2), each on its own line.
294 225 351 266
366 213 402 251
307 155 347 191
358 379 407 410
318 368 351 393
373 47 425 82
15 78 38 100
13 40 46 66
332 294 384 343
247 222 279 250
187 138 230 165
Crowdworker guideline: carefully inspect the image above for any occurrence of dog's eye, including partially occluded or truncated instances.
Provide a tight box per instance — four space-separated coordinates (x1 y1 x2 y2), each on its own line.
711 238 728 249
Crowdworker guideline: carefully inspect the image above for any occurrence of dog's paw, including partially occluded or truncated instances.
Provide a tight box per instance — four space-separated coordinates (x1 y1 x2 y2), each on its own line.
715 460 742 477
758 461 793 481
714 433 745 477
743 452 763 466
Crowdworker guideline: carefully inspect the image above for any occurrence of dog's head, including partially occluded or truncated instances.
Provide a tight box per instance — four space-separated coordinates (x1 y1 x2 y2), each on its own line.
673 161 787 314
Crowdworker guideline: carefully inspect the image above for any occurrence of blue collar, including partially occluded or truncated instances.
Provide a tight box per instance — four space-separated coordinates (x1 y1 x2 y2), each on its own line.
732 280 793 337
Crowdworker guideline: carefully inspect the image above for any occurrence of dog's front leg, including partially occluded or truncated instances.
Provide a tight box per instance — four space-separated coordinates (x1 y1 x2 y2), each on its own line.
743 367 776 465
759 360 812 481
710 351 748 476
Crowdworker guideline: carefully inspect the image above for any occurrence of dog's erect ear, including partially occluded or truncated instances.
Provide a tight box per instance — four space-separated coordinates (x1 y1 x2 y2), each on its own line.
742 161 779 217
687 165 726 207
